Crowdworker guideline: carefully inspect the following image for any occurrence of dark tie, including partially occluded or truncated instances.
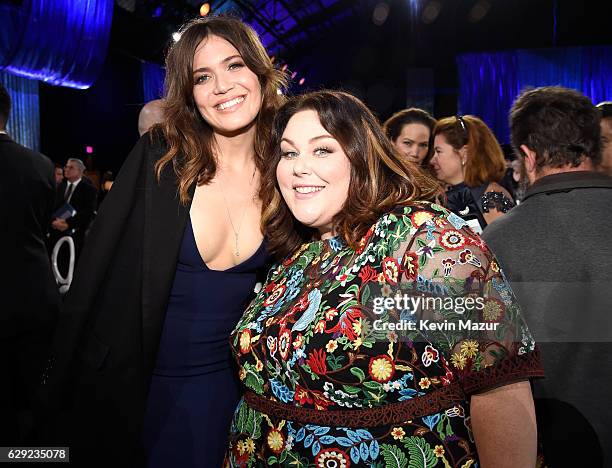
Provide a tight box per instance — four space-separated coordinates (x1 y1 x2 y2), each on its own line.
64 183 74 201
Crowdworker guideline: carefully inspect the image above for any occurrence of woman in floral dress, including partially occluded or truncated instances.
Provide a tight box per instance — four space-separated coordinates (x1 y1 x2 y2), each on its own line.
225 91 543 467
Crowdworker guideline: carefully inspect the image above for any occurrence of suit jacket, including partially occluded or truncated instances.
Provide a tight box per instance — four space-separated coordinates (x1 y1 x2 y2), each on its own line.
0 133 59 339
53 178 97 245
40 133 193 464
0 133 60 443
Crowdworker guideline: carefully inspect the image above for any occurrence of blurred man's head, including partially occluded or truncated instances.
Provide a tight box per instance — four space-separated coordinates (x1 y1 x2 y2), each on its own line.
510 86 601 185
596 102 612 176
64 158 85 183
0 82 11 131
138 99 165 137
54 163 64 185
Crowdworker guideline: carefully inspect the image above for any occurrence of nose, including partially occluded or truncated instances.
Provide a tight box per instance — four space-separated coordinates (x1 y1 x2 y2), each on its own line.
213 71 233 94
292 154 312 175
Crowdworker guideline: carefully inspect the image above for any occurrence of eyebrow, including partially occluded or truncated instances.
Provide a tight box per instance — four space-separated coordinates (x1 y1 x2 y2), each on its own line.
192 55 242 74
281 135 335 146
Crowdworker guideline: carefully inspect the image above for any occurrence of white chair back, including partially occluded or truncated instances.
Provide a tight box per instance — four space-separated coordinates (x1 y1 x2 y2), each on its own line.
51 235 75 294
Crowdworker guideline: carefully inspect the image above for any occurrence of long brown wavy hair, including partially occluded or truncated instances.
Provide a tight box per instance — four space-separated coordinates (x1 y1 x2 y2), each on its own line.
261 90 442 259
153 16 287 204
433 115 506 187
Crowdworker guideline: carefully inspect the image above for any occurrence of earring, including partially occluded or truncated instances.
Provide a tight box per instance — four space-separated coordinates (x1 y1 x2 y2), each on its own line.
461 159 466 166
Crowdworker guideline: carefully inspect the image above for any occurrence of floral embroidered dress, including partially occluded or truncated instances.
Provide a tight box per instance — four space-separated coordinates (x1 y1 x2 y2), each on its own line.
226 203 542 468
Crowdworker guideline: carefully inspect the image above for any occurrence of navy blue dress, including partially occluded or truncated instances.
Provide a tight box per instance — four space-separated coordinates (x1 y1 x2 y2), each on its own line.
143 217 269 467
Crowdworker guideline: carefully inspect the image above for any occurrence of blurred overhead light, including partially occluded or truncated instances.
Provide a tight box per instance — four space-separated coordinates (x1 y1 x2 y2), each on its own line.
299 77 305 85
372 2 390 26
200 3 211 17
468 0 491 23
421 0 441 24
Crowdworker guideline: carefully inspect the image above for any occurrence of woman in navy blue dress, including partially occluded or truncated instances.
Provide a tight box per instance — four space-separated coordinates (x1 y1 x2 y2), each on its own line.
42 16 288 468
140 17 288 467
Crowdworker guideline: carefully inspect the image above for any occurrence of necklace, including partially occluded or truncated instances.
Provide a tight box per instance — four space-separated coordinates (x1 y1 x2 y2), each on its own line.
219 167 256 258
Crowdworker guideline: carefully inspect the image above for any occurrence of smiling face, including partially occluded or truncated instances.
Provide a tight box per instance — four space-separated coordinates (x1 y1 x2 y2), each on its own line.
393 123 431 164
431 134 465 185
192 34 262 136
276 110 352 239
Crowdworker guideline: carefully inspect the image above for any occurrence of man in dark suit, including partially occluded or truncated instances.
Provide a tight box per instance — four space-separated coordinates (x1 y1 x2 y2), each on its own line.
50 157 97 258
0 81 60 443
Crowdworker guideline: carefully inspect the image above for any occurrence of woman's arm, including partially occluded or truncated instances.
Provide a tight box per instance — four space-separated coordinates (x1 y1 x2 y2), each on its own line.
471 380 537 468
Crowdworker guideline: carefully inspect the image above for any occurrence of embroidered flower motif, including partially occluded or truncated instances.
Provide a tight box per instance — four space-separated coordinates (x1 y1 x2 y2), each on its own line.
442 258 456 277
315 448 350 468
451 352 467 370
416 239 436 259
434 216 447 228
239 329 252 354
356 226 374 254
238 367 247 381
402 251 419 281
255 360 264 372
314 319 326 334
238 437 255 455
439 229 466 251
292 333 304 350
294 385 313 405
306 349 328 375
358 265 378 284
460 340 479 358
419 377 431 389
458 248 481 267
434 445 445 457
326 340 338 353
266 335 277 356
382 257 401 285
278 328 292 360
325 308 339 321
482 297 505 322
411 210 434 227
368 355 395 383
422 345 440 367
266 429 285 455
391 427 406 440
446 405 465 418
467 234 486 250
264 284 286 307
325 309 361 340
490 260 500 273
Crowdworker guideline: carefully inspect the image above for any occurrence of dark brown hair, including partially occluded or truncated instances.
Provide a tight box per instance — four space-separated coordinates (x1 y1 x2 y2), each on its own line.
261 90 442 259
383 108 437 165
511 86 602 169
433 115 506 187
154 15 288 203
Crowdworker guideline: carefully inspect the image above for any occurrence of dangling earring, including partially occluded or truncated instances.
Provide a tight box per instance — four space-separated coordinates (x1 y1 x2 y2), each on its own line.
461 159 466 166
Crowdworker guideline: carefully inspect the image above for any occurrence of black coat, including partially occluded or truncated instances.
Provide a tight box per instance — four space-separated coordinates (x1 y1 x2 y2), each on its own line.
0 133 59 443
41 134 193 463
